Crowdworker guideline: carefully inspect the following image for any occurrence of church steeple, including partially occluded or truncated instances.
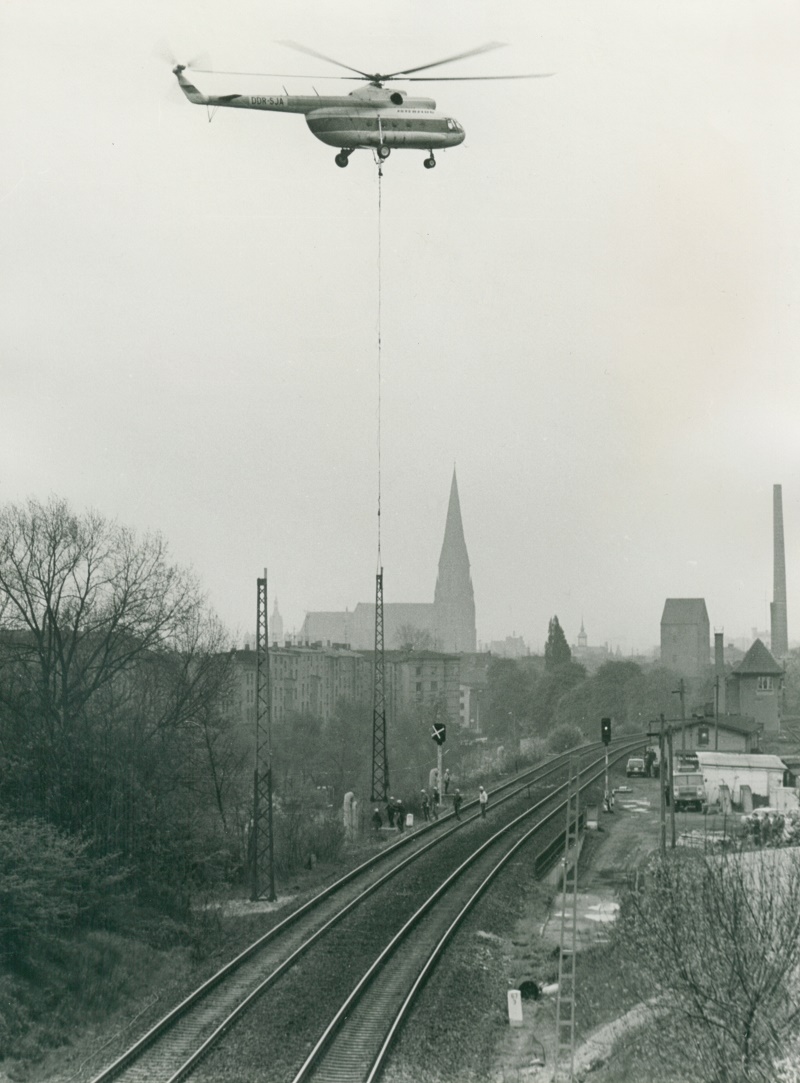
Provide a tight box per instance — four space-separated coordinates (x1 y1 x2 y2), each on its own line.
271 597 284 644
433 469 476 652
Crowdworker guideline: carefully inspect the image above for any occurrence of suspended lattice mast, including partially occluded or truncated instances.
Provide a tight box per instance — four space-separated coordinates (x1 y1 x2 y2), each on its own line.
251 571 276 901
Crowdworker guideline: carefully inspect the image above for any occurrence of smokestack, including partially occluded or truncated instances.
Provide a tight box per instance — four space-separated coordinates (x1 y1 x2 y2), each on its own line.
714 632 726 715
771 484 789 657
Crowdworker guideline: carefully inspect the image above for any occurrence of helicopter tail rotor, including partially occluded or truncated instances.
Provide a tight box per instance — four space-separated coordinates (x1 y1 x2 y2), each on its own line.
154 40 212 74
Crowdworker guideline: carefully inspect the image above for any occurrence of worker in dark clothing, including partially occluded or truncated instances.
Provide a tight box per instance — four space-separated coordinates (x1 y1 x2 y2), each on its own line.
386 798 396 828
372 808 382 832
444 768 451 794
421 790 431 822
453 789 463 821
432 787 440 819
395 798 406 832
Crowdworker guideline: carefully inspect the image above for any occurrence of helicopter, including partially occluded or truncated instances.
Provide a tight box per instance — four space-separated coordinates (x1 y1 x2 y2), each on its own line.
171 41 550 169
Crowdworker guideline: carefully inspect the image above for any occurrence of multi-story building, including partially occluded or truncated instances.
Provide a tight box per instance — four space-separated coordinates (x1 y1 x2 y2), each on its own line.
229 643 370 730
660 598 711 679
229 643 461 733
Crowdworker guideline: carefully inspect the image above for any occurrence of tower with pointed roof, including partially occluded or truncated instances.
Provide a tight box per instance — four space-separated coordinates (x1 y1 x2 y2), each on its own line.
271 598 284 644
433 470 476 652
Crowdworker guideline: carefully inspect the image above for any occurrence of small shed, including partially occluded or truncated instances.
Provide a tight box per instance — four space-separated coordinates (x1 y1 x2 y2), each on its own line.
696 752 787 808
671 714 762 754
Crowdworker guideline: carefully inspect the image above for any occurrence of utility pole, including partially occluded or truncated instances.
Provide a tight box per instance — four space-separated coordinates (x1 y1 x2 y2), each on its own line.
659 714 666 857
371 568 389 802
251 571 275 902
672 679 686 751
666 724 676 849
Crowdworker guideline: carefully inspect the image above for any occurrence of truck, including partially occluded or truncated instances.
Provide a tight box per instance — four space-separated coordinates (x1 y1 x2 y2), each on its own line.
673 770 706 812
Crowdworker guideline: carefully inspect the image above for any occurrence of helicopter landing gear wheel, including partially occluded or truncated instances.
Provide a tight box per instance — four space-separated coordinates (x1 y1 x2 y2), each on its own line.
335 152 350 168
423 154 436 169
377 145 391 160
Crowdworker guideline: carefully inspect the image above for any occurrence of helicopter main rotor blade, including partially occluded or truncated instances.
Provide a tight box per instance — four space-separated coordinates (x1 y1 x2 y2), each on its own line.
190 68 360 79
276 40 374 80
402 73 554 81
383 41 506 79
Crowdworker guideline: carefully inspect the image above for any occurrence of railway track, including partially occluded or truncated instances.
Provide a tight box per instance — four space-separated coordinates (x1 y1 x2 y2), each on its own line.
90 739 641 1083
290 746 629 1083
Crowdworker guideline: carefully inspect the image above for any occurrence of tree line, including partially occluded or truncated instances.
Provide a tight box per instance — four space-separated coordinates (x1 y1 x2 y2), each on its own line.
0 496 462 963
483 615 686 751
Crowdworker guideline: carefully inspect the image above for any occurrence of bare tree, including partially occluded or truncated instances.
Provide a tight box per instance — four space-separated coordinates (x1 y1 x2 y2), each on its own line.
0 497 236 903
618 848 800 1081
394 623 436 651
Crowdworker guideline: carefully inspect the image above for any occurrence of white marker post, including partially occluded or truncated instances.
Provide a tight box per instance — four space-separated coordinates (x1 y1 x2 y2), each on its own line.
507 989 523 1027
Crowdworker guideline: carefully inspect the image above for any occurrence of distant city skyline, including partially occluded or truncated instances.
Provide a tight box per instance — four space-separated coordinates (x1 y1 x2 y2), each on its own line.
4 2 798 662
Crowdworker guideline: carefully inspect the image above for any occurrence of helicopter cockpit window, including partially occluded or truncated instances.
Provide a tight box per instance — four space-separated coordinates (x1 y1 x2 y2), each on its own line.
446 118 456 130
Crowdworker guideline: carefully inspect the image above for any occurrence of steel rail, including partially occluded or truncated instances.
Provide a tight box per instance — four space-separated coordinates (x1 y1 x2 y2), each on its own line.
291 746 634 1083
90 739 642 1083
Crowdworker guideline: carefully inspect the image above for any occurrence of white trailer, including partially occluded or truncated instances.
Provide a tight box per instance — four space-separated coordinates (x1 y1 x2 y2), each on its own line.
695 752 787 808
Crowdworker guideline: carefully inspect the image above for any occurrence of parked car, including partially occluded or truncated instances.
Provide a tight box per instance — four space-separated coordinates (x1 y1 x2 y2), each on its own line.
626 756 646 777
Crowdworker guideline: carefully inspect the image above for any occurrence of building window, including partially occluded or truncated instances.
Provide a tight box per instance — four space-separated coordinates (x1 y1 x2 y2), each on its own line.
416 682 422 693
756 676 773 694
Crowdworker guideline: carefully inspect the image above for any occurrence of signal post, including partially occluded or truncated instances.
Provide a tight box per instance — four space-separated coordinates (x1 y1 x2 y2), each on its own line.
601 717 611 808
432 720 446 808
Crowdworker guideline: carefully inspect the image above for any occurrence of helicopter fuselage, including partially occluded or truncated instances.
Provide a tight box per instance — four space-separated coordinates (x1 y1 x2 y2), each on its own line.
174 69 465 155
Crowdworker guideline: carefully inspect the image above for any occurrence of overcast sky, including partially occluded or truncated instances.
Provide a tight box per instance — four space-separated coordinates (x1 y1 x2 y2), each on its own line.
3 1 799 654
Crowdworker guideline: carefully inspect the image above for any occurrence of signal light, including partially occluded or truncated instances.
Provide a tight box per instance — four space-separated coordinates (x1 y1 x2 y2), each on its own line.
601 717 612 745
431 722 447 745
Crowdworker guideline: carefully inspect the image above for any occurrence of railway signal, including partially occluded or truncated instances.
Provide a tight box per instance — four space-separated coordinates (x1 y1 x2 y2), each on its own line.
600 717 611 814
431 722 447 745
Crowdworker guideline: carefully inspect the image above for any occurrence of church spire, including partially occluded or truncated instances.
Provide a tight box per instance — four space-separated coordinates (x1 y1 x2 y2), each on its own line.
271 597 284 644
434 469 476 652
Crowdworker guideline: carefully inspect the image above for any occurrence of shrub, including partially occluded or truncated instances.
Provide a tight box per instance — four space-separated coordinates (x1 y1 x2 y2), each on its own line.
0 816 121 968
546 722 585 753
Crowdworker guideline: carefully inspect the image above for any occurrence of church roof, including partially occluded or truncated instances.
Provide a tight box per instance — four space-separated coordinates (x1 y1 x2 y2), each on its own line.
733 638 783 676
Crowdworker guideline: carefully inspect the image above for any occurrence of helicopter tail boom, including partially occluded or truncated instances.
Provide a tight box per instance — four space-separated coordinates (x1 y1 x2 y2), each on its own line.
173 65 209 105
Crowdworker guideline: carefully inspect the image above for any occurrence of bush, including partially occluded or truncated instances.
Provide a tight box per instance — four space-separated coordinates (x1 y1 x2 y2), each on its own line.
0 816 122 968
547 722 585 753
272 788 346 875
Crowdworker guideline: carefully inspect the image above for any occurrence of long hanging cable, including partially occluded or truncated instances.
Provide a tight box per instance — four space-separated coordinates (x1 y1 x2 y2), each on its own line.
370 159 388 801
376 162 383 568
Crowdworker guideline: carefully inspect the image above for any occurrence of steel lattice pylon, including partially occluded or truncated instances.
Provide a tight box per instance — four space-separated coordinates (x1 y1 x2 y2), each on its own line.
371 569 389 802
251 573 276 902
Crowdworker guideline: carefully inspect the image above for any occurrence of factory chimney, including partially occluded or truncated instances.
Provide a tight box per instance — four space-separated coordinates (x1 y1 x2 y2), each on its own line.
771 484 789 658
714 632 726 716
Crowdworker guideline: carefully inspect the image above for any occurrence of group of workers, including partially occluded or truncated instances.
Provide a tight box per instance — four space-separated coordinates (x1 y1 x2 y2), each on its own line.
371 779 489 833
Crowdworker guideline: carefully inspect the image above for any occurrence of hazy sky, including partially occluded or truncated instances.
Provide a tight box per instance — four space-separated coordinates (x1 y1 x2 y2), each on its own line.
3 1 799 654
